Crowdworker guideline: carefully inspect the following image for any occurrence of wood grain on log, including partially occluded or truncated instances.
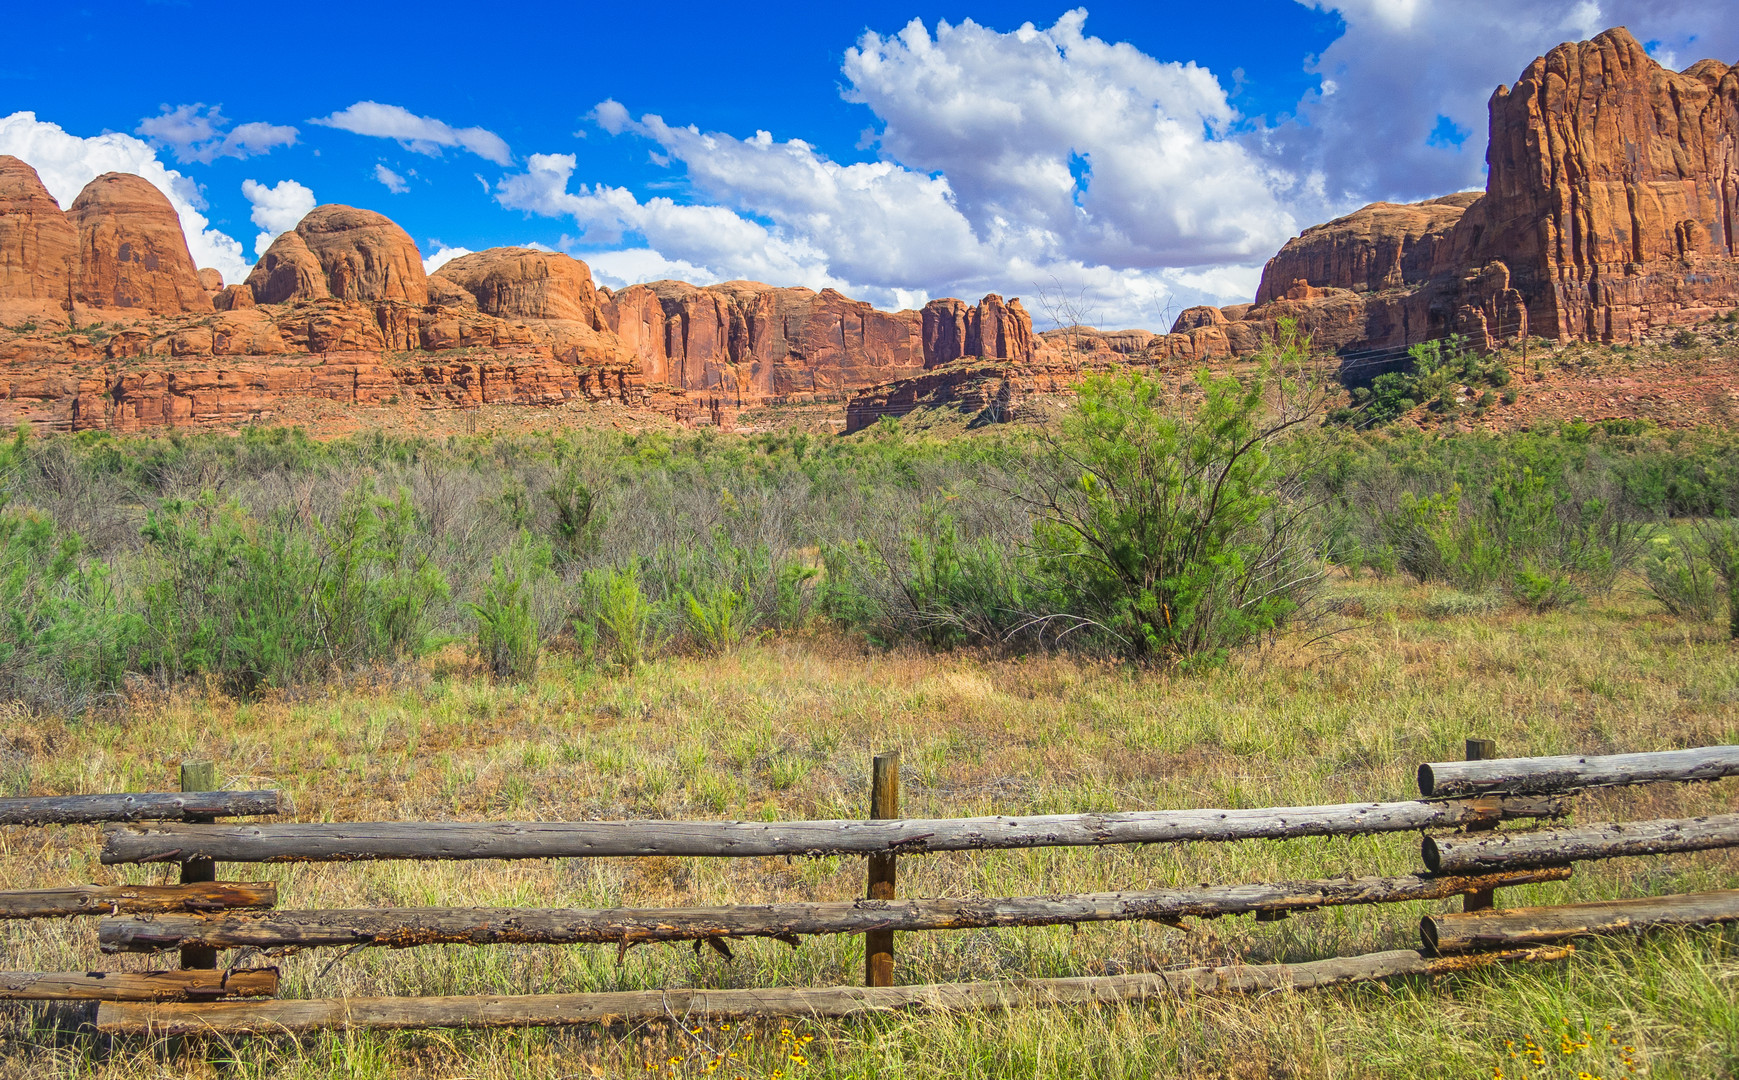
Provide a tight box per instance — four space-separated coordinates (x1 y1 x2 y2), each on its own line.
0 882 276 920
1422 814 1739 874
0 790 288 826
1422 890 1739 953
100 797 1569 865
93 948 1570 1034
1418 745 1739 798
98 868 1572 953
0 968 277 1001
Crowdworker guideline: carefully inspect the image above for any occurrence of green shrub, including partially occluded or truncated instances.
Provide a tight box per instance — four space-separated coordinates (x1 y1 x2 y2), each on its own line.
1695 520 1739 639
139 494 325 694
1331 336 1513 428
684 585 755 654
1641 534 1720 622
545 471 599 561
314 483 449 666
1378 463 1637 607
593 564 662 671
1510 567 1584 612
468 535 547 680
0 508 136 711
140 486 448 693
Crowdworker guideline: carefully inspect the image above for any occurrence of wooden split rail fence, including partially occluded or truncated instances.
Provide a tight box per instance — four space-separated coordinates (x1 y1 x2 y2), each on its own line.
0 742 1735 1036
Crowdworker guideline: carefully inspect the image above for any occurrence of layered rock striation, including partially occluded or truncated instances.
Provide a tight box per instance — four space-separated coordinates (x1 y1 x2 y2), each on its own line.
597 280 1034 406
1253 194 1481 306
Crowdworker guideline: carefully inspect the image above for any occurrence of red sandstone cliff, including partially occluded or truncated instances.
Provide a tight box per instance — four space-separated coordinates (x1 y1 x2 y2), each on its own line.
1231 27 1739 357
0 173 1040 434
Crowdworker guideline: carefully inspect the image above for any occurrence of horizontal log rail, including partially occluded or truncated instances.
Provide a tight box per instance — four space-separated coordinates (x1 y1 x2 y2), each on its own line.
1422 814 1739 874
1422 890 1739 954
0 968 278 1002
99 797 1569 865
0 790 288 826
1418 745 1739 799
98 868 1572 954
0 882 276 920
93 946 1570 1035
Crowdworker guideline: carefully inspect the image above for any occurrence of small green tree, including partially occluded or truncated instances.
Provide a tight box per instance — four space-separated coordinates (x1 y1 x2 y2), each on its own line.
1023 326 1325 664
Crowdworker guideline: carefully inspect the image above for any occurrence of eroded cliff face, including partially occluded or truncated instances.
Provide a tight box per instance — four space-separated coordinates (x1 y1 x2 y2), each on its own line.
0 180 1041 434
1228 27 1739 357
1254 193 1482 306
70 173 212 317
1475 28 1739 342
0 157 78 321
597 280 1036 406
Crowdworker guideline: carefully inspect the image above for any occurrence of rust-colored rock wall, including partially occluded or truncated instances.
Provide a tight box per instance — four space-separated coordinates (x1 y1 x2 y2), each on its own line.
921 294 1036 366
1232 27 1739 358
1254 193 1481 305
1472 28 1739 342
69 173 211 316
0 156 77 314
599 279 937 403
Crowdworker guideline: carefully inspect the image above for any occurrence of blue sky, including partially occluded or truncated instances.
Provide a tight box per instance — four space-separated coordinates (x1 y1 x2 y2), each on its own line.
2 1 1732 328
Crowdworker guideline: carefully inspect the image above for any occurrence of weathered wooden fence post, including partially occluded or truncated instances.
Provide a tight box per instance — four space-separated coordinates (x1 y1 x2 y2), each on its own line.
1462 738 1499 913
178 761 218 971
865 750 900 988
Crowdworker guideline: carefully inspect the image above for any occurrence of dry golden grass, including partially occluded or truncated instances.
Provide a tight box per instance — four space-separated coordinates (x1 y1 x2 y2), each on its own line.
1 578 1736 1078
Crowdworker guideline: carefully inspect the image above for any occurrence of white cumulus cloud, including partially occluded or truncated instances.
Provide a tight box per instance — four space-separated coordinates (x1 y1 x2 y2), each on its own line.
313 102 513 166
499 13 1301 326
241 178 316 258
374 163 409 193
422 245 472 274
0 110 249 285
842 10 1299 269
136 104 297 164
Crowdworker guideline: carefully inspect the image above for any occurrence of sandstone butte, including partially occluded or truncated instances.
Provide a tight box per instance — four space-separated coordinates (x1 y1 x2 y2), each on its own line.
845 25 1739 429
4 25 1738 437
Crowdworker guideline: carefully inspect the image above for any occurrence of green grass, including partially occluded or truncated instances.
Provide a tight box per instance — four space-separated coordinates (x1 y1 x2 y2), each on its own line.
0 580 1735 1078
